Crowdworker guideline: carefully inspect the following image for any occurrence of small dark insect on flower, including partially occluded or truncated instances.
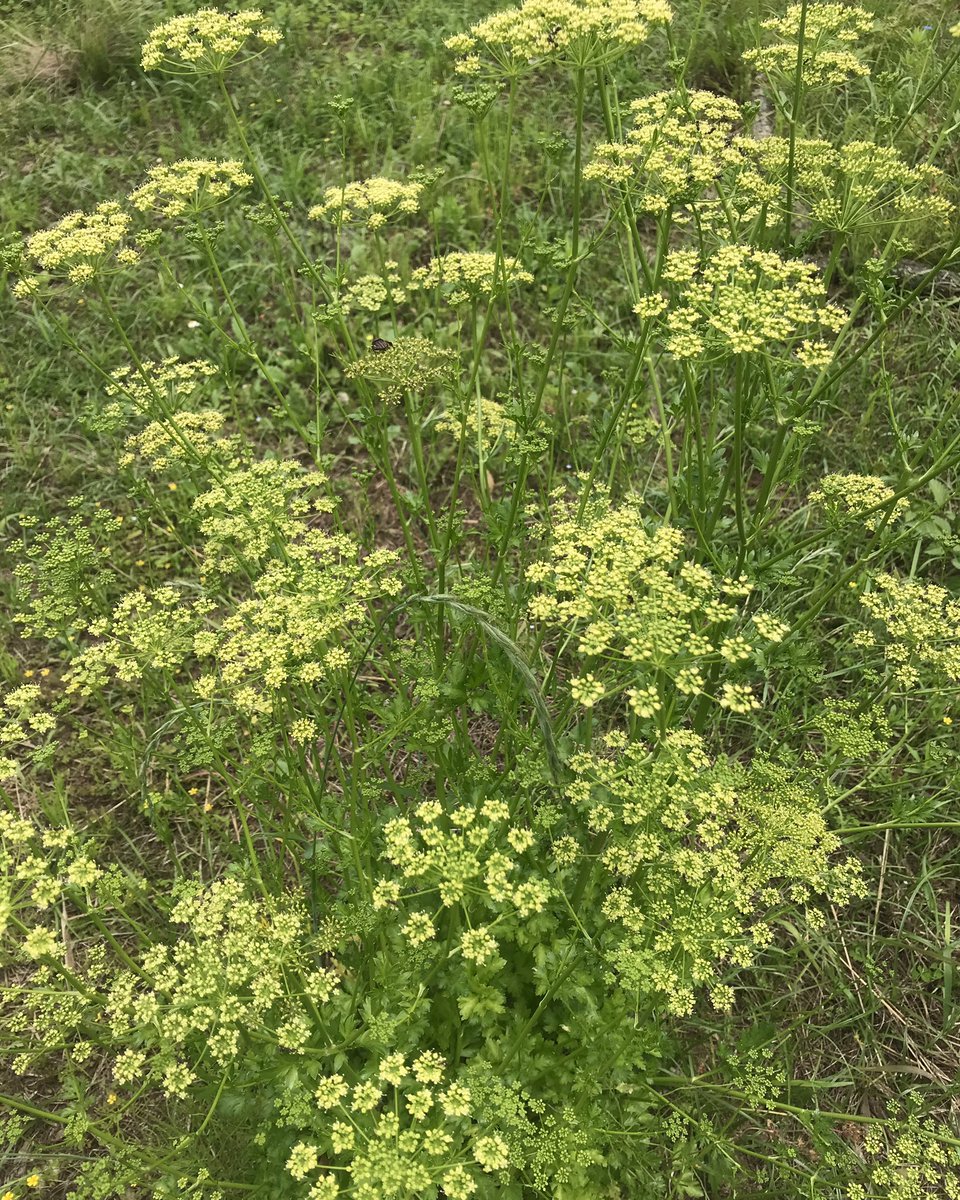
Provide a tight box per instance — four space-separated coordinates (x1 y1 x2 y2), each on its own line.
371 337 393 353
546 24 561 46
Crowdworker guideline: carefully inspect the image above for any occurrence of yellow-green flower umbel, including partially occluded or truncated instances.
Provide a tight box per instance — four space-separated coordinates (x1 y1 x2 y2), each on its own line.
445 0 673 76
14 202 138 295
129 159 253 219
141 7 282 75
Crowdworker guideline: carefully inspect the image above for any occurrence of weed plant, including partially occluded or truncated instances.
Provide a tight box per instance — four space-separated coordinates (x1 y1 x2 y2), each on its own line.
1 1 960 1197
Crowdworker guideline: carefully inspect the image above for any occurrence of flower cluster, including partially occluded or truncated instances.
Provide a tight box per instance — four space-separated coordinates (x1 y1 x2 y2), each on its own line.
192 458 330 569
566 729 865 1014
810 473 907 532
527 490 787 718
0 686 56 783
374 795 550 964
129 159 253 219
339 267 406 314
195 530 400 711
141 8 282 74
95 356 220 433
120 410 229 471
408 251 533 305
847 1108 960 1200
744 3 873 87
445 0 673 76
64 586 200 697
732 137 952 244
0 813 101 952
818 698 891 761
309 177 424 230
13 202 138 294
344 336 459 403
584 90 744 216
857 575 960 688
13 507 121 636
106 878 340 1094
288 1056 488 1199
649 244 845 363
435 397 518 454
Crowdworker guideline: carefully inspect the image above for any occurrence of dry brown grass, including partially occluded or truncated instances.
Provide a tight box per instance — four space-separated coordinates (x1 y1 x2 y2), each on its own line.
0 37 76 89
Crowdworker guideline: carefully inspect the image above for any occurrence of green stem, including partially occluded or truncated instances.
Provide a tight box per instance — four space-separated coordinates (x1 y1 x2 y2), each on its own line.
783 0 810 248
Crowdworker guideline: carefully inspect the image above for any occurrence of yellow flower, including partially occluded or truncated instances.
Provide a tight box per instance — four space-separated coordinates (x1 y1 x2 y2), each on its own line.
141 8 282 74
308 176 424 227
446 0 672 77
26 1176 41 1189
130 159 252 219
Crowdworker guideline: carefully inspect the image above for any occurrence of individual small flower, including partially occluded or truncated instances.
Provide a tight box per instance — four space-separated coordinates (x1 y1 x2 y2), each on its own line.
442 1165 477 1199
401 911 436 947
412 1050 446 1084
627 684 661 718
718 682 761 713
474 1133 510 1172
351 1080 383 1113
406 1087 434 1120
570 673 605 707
286 1141 319 1181
460 926 498 965
440 1082 473 1117
161 1060 197 1099
330 1122 355 1154
129 159 253 219
378 1052 407 1086
141 7 282 74
315 1074 349 1110
309 177 425 228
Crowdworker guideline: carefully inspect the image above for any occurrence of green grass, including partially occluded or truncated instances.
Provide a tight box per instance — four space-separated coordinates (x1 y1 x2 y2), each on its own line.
2 1 960 1197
